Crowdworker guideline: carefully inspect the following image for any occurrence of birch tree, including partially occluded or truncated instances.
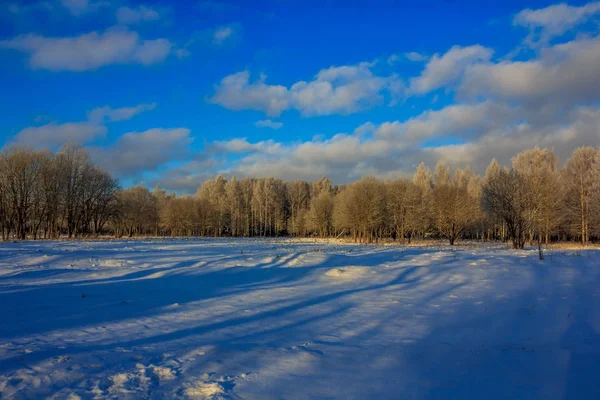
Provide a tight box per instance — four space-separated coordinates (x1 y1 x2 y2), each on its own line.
562 147 599 245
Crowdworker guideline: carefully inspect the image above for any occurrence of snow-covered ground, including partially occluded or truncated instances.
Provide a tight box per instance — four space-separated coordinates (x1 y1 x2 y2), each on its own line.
0 239 599 399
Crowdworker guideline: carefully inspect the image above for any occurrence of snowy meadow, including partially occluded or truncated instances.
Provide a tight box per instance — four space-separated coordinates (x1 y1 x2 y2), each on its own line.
1 239 599 399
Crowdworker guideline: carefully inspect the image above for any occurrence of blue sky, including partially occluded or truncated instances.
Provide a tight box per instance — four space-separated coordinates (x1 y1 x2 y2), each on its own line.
1 0 600 192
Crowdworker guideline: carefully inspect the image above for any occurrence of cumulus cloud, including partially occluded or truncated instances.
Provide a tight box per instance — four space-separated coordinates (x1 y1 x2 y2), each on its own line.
92 128 192 175
0 29 172 71
148 157 226 193
11 102 158 150
209 62 397 117
197 104 596 185
9 0 600 193
116 5 160 25
427 106 600 170
255 119 283 129
208 71 290 116
197 14 600 189
150 169 214 193
514 1 600 45
459 35 600 106
291 62 388 116
409 45 493 94
14 122 107 149
87 103 156 123
209 138 282 154
175 84 600 191
373 102 516 144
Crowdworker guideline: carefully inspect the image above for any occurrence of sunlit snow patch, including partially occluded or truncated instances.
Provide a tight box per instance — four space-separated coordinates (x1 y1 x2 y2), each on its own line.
324 266 370 280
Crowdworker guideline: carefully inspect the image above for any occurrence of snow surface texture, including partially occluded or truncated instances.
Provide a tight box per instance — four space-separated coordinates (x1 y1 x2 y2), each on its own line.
0 239 599 399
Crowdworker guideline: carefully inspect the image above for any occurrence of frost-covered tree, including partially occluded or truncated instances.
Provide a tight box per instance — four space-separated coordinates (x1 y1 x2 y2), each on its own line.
412 162 433 239
512 147 563 244
287 180 311 236
432 163 479 245
561 147 600 245
386 179 419 243
309 191 333 237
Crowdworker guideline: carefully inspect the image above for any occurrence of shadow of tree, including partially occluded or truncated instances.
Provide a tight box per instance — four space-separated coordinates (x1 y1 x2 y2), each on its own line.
1 240 598 399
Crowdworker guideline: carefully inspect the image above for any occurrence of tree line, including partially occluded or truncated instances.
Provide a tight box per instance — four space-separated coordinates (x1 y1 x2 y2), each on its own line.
1 145 599 248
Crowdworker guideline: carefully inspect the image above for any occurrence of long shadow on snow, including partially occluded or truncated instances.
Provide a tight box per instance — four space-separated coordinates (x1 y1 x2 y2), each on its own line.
0 253 306 338
0 249 460 374
304 252 600 400
0 246 435 337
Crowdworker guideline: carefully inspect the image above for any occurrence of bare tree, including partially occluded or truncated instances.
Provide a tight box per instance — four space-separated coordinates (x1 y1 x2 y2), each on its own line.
115 186 158 237
4 144 600 247
481 169 532 249
82 167 119 236
1 147 44 239
58 145 93 238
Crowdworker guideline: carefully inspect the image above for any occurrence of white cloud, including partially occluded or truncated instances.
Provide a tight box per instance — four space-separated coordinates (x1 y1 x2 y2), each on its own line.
92 128 192 175
209 62 397 117
189 69 600 188
0 29 172 71
60 0 108 16
116 6 160 25
427 106 600 169
374 102 513 143
149 93 600 192
405 52 427 62
209 71 290 117
409 45 493 94
14 122 107 149
459 35 600 106
8 0 600 192
151 169 215 193
87 103 156 123
291 62 388 116
514 1 600 45
209 138 282 154
213 25 235 44
204 105 596 185
255 119 283 129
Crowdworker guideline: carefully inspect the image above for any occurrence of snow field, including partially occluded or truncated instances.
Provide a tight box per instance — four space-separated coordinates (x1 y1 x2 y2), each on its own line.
0 239 599 399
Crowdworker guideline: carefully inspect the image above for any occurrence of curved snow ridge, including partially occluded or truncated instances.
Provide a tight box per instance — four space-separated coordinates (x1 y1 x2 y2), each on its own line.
324 266 373 280
286 252 328 267
95 259 134 268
